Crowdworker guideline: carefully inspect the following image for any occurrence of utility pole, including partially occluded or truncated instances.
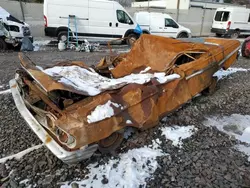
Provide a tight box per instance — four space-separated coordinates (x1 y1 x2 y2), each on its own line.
176 0 180 22
19 0 25 21
200 3 206 36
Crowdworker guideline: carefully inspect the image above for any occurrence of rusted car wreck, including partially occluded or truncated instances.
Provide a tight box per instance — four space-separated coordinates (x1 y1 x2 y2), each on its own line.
10 35 240 163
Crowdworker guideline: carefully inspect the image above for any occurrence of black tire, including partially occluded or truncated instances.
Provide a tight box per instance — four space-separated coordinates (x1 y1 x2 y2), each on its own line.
231 30 240 39
177 32 188 38
126 33 138 46
0 38 7 52
98 132 124 154
57 31 68 42
216 33 223 37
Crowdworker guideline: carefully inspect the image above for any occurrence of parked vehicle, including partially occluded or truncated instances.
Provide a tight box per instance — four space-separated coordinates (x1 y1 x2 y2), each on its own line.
0 7 33 51
211 7 250 38
133 11 191 38
241 36 250 58
44 0 142 45
10 35 240 163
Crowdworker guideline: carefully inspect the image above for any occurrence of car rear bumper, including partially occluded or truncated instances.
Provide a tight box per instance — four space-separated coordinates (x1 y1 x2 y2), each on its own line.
211 28 234 35
211 28 227 35
9 79 98 164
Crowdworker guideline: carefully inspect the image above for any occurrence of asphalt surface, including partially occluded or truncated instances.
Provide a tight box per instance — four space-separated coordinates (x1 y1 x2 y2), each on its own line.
0 44 250 188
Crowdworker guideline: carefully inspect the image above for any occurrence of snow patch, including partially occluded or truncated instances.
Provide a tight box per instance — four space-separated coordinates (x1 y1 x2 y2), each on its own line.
36 66 43 70
116 49 130 53
33 40 51 51
124 127 136 139
44 66 180 96
0 89 11 95
126 120 132 124
87 100 122 123
237 145 250 161
214 67 249 80
33 40 51 46
204 114 250 161
153 72 178 84
161 125 197 147
149 139 162 150
140 67 151 73
204 114 250 142
61 147 164 188
0 144 44 164
19 179 31 187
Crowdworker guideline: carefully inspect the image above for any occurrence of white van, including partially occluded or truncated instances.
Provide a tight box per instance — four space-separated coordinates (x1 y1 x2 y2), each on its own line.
0 7 33 50
211 7 250 38
44 0 142 44
133 11 191 38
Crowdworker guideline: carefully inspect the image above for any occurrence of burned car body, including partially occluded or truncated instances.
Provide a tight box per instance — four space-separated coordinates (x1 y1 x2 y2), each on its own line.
10 35 240 163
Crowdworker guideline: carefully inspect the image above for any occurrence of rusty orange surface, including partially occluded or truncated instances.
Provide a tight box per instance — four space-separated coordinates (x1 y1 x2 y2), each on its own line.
16 35 240 150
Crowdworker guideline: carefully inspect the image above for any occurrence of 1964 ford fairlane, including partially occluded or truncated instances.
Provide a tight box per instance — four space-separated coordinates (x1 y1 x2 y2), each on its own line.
10 35 240 163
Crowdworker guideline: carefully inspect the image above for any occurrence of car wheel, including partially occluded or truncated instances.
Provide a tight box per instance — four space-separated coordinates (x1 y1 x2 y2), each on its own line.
231 30 240 39
126 33 138 46
57 31 68 42
98 132 124 154
0 38 7 52
177 32 188 38
216 33 223 37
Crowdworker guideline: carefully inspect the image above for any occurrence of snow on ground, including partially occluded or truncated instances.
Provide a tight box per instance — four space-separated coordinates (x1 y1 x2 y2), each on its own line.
149 139 162 150
0 144 44 164
61 126 197 188
0 89 11 95
44 65 180 96
61 147 164 188
87 100 123 123
19 179 31 187
204 114 250 161
33 40 51 46
123 127 136 139
161 126 197 148
214 67 249 80
33 40 51 51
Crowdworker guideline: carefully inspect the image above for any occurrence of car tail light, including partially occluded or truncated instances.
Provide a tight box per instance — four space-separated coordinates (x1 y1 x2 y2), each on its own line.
44 15 48 27
226 21 231 31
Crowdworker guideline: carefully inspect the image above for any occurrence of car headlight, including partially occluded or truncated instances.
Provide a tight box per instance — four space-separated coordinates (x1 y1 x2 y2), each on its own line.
56 128 76 148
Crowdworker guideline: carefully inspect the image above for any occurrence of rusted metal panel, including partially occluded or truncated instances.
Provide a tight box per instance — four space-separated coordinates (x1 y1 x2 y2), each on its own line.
12 35 240 157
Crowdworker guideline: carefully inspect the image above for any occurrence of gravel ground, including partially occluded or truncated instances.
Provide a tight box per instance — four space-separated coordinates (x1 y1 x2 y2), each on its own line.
0 45 250 188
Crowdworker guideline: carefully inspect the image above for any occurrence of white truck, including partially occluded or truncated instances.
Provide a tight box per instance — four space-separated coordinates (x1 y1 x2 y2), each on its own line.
133 11 192 38
0 7 33 51
211 7 250 38
44 0 142 45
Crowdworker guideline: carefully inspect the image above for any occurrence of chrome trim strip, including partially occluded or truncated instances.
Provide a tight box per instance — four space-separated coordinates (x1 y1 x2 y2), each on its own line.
186 46 240 80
